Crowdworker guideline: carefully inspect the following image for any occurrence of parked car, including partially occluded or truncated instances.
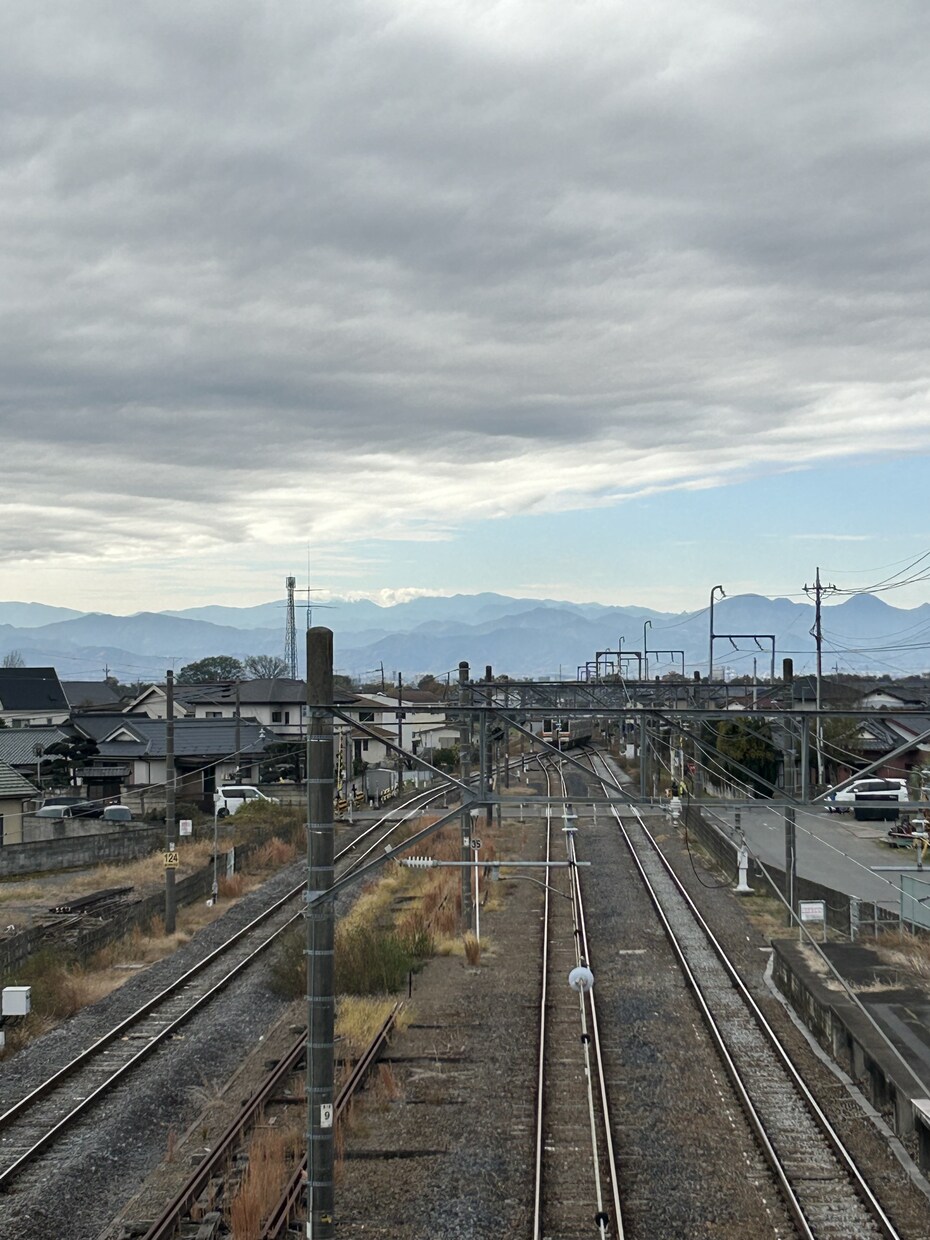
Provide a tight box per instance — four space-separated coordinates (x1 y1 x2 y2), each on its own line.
102 804 132 823
213 785 280 818
39 795 87 810
35 800 100 819
825 778 908 813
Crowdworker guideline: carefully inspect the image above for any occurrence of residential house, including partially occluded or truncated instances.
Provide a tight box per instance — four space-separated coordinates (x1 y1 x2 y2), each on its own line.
0 667 70 728
0 760 38 845
177 679 309 736
62 680 124 711
0 725 75 788
125 679 312 736
73 714 270 808
340 691 457 774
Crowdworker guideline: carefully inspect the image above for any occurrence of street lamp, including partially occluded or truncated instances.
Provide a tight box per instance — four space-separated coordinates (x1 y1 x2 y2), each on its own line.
643 619 652 681
708 585 726 680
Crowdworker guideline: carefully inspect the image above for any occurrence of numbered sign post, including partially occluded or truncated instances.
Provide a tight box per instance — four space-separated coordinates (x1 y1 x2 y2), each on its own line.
163 849 180 869
472 838 482 947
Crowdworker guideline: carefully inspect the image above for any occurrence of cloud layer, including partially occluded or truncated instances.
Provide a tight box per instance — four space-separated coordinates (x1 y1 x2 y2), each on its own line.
2 1 929 596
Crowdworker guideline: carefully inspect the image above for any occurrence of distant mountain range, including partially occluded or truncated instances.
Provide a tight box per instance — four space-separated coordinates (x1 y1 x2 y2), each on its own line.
0 592 927 682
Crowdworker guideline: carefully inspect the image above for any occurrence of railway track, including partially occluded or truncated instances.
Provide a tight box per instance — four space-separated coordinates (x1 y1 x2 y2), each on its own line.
137 1005 401 1240
0 785 450 1195
0 884 305 1191
586 750 901 1240
534 754 623 1239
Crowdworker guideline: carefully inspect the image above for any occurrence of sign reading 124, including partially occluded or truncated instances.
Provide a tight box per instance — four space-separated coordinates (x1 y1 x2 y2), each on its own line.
163 850 180 869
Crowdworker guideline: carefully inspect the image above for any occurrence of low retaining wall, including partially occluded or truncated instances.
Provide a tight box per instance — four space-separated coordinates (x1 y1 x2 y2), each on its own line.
0 820 302 977
0 826 165 879
682 803 898 938
772 940 930 1173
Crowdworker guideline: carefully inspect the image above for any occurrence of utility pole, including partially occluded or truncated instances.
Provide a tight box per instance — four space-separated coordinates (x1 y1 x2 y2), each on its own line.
785 806 797 928
164 669 176 934
396 673 404 793
234 681 241 777
458 662 473 930
804 567 836 787
306 627 335 1238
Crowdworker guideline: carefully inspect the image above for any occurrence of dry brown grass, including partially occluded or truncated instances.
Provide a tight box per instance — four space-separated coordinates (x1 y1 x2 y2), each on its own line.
871 928 930 982
463 932 481 966
251 837 297 869
218 873 246 899
372 1061 403 1103
0 882 44 905
336 995 410 1056
227 1124 301 1239
66 840 216 896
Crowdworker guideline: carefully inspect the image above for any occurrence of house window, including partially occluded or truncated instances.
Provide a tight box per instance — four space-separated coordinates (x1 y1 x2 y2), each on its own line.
272 710 282 723
360 711 374 723
362 740 369 752
284 711 290 725
205 711 222 719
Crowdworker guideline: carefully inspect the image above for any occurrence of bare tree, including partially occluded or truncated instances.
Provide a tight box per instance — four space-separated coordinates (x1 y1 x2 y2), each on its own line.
2 650 25 668
244 654 289 679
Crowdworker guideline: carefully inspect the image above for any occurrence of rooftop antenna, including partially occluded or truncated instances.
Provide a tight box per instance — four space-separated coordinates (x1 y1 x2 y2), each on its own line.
285 575 298 679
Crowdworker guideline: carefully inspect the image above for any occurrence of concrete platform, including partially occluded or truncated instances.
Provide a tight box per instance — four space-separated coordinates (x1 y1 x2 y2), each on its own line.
773 938 930 1170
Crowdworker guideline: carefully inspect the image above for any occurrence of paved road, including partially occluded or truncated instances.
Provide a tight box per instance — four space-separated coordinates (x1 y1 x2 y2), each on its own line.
702 802 919 911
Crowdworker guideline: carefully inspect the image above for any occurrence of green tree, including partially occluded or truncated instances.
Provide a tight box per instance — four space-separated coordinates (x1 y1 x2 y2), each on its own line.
713 719 780 796
430 747 458 771
44 735 99 787
177 656 244 684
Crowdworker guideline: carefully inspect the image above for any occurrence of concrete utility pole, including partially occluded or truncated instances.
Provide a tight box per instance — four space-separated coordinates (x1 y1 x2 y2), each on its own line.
804 567 836 788
234 681 241 775
643 619 652 680
396 673 404 793
164 669 176 934
785 806 797 928
306 628 335 1238
458 661 473 930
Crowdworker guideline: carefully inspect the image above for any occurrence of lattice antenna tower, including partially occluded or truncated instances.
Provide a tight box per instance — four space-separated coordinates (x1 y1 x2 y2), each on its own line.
284 575 298 679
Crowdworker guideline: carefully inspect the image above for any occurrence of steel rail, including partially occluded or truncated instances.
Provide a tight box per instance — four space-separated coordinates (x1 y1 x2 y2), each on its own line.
0 900 304 1190
0 784 445 1190
533 754 624 1239
140 1029 308 1240
259 1004 401 1239
565 808 624 1238
589 752 901 1240
531 757 555 1239
0 882 304 1135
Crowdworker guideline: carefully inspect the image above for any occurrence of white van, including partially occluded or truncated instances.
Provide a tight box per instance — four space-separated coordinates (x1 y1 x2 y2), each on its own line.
214 785 279 817
825 778 908 813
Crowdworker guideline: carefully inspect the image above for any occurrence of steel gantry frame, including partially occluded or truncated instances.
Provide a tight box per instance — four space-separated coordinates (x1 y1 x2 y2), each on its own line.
302 633 930 1234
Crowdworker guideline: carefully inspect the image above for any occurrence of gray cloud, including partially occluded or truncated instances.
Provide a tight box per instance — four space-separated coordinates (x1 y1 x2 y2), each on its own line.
1 0 929 591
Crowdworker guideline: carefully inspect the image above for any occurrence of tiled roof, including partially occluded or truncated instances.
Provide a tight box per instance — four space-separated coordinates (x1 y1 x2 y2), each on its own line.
0 725 73 766
0 760 37 799
0 667 68 713
86 716 269 759
63 681 122 707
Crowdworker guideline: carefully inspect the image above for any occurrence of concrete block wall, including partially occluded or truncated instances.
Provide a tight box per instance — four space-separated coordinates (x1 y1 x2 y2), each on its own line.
0 826 165 879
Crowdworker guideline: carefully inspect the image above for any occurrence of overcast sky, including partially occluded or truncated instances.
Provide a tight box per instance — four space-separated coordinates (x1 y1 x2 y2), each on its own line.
3 0 929 613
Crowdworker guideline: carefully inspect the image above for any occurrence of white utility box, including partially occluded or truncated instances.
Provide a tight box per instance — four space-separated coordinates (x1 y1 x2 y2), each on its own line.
2 985 32 1016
